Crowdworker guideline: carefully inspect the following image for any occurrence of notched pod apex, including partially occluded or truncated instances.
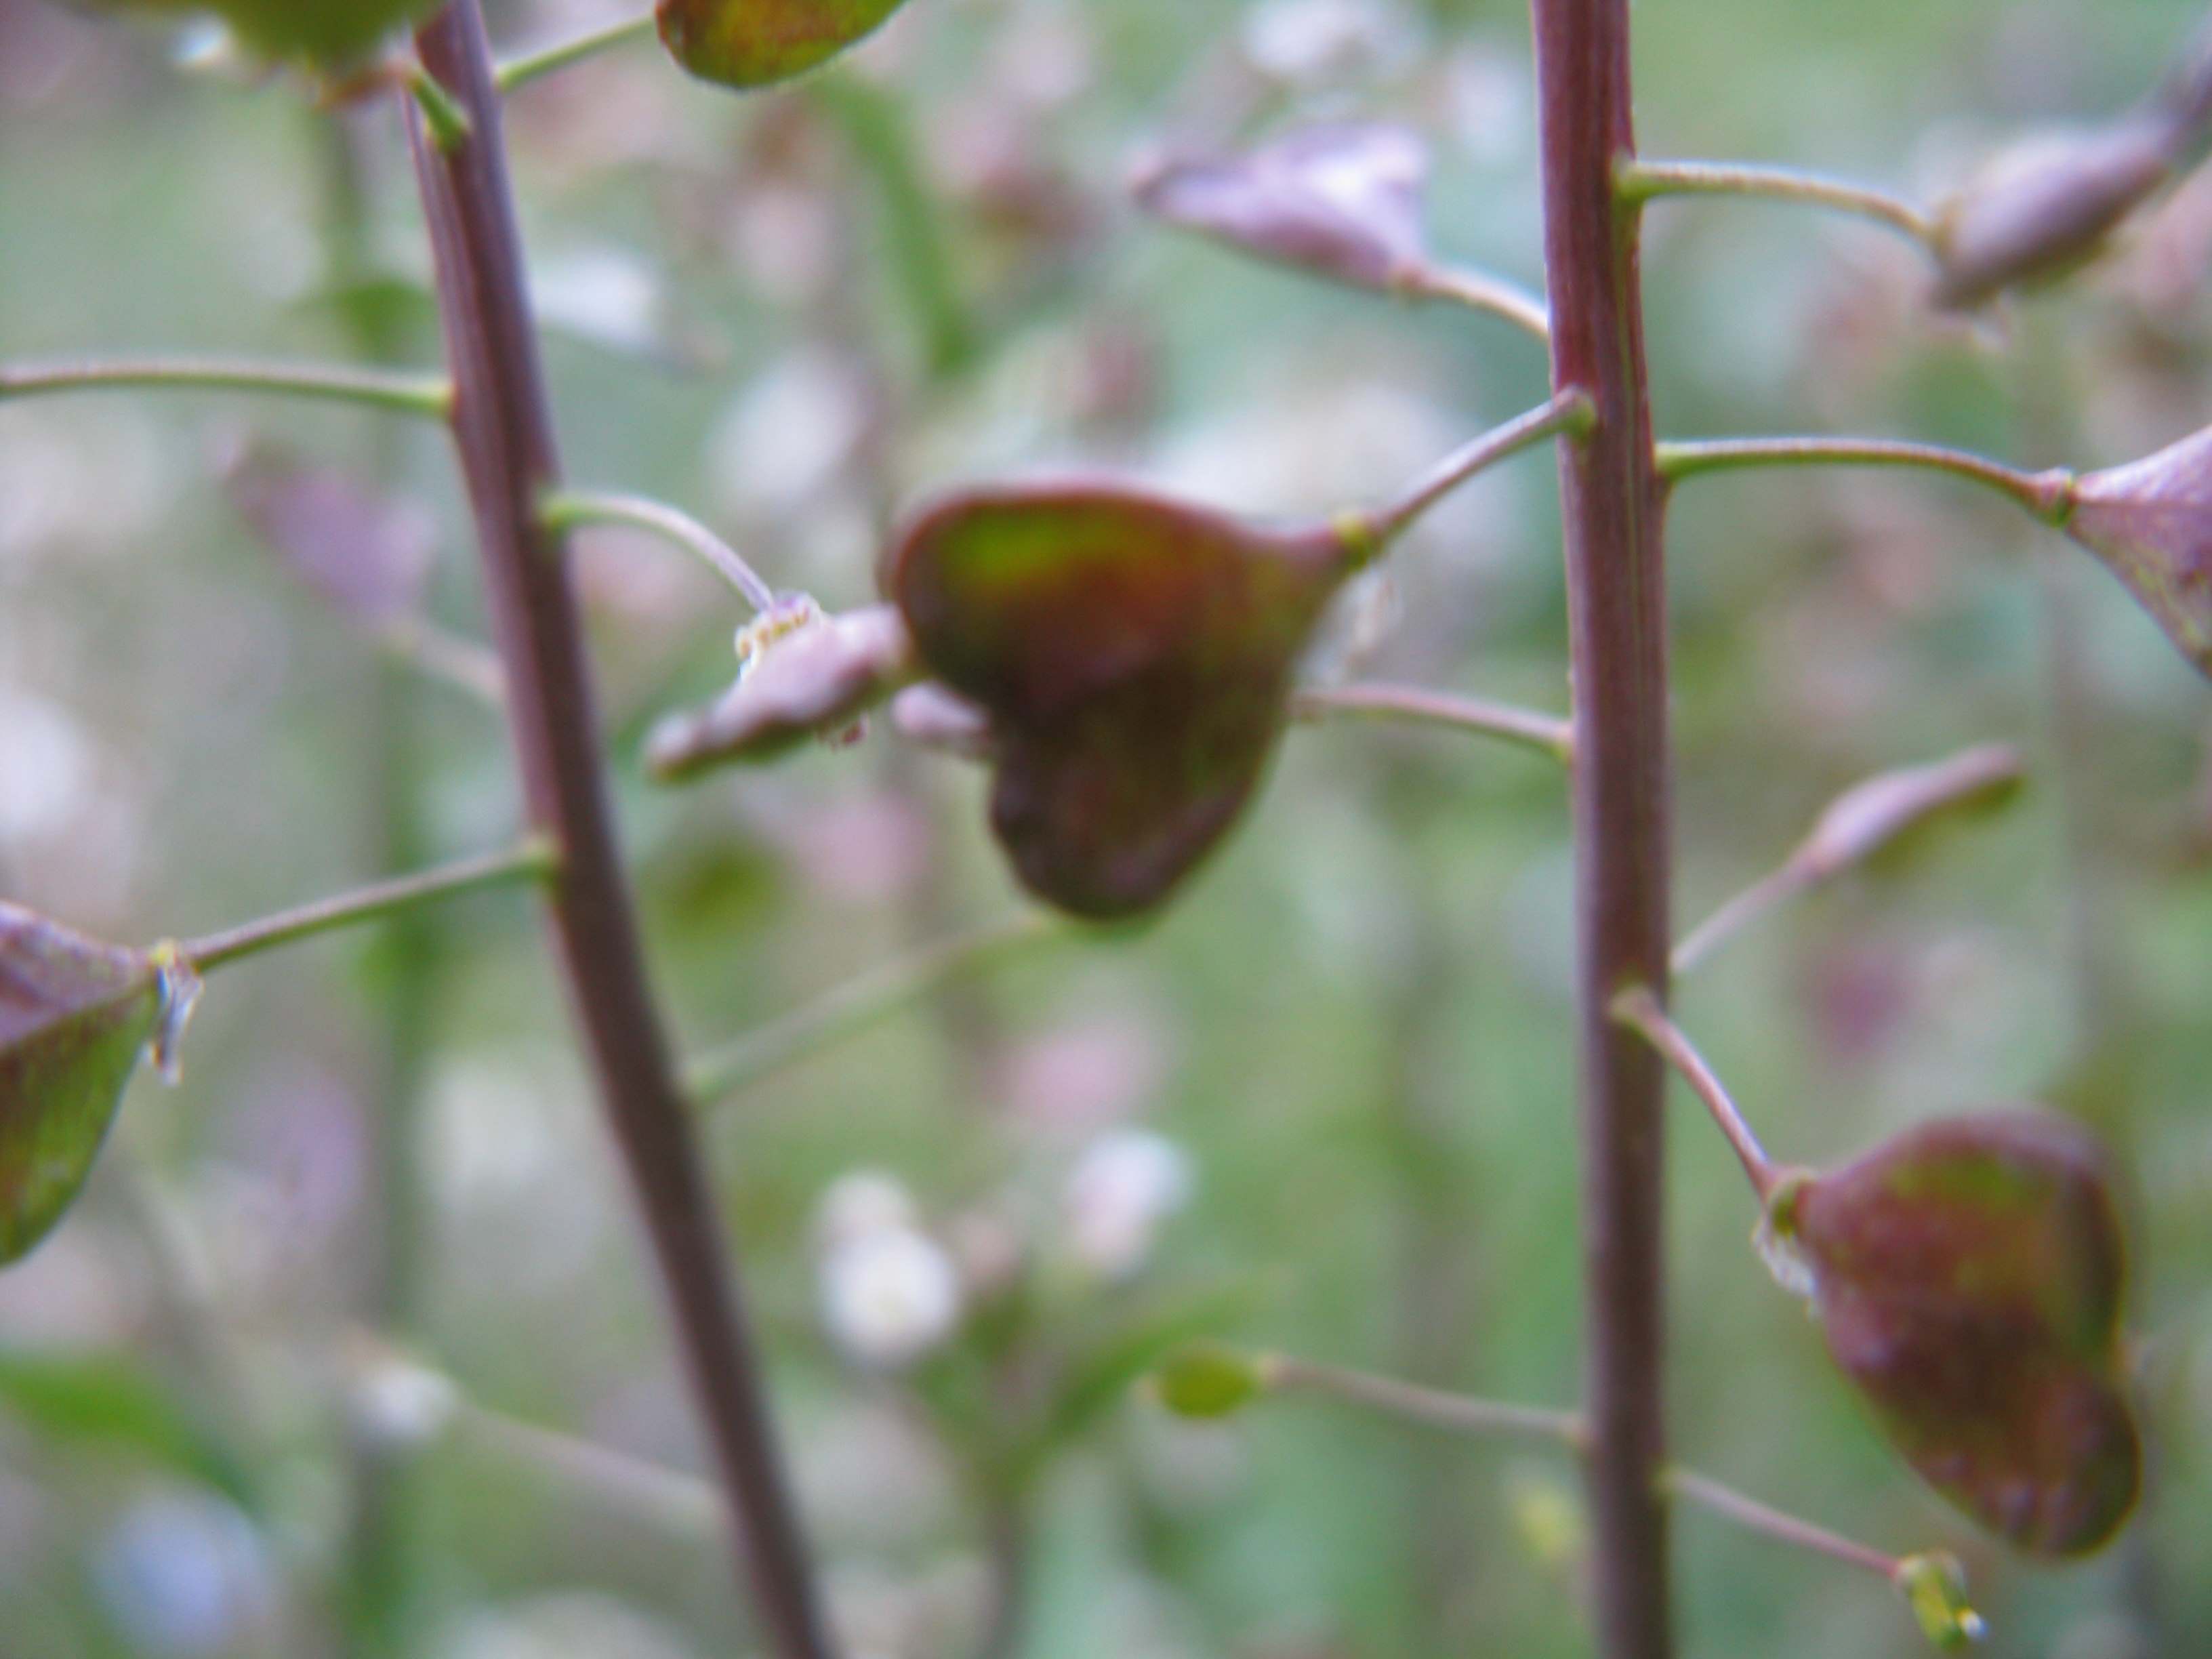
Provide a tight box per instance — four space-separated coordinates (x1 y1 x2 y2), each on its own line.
1132 123 1433 295
888 483 1361 920
2064 425 2212 680
0 907 165 1265
1771 1110 2139 1557
656 0 917 90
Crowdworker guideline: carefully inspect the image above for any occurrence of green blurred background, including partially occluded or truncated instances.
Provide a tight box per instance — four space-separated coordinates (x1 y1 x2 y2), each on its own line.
3 0 2211 1654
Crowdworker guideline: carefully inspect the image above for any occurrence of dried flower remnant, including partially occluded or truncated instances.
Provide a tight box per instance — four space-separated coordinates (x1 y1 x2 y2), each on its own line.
2064 424 2212 680
888 482 1361 919
644 600 918 779
656 0 916 90
1771 1111 2140 1557
0 906 163 1263
1892 1553 1988 1652
1133 123 1431 295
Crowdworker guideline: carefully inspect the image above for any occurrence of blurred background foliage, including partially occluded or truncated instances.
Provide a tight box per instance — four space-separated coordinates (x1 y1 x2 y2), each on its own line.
2 0 2211 1654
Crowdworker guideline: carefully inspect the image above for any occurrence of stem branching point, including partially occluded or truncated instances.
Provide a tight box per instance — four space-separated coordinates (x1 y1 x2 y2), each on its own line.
539 487 778 611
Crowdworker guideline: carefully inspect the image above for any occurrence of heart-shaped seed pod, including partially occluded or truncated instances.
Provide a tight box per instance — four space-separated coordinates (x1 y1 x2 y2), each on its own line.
0 907 164 1265
1132 123 1433 295
84 0 443 70
645 601 917 779
655 0 915 89
888 484 1358 920
2065 425 2212 680
1775 1109 2139 1557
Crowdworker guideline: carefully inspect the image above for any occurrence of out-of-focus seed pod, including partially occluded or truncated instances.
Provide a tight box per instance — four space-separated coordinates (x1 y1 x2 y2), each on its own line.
1892 1552 1988 1652
1793 745 2026 881
0 907 164 1265
888 482 1362 920
645 601 916 779
1150 1343 1265 1420
1773 1110 2140 1557
655 0 916 90
1931 119 2177 310
81 0 443 70
1131 123 1433 295
2065 424 2212 680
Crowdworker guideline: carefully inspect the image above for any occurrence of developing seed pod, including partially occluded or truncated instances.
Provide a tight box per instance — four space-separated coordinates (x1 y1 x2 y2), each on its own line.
79 0 442 70
1931 120 2177 310
655 0 916 89
1771 1110 2139 1557
1132 123 1433 295
1151 1342 1265 1420
888 483 1361 920
645 600 917 779
0 907 164 1265
2064 424 2212 680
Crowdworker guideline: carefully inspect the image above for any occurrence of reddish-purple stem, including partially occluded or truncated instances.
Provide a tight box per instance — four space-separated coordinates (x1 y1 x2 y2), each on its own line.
1530 0 1675 1654
406 7 835 1655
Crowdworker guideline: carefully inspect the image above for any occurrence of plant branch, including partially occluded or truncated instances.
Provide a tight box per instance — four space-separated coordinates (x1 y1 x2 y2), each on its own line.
1345 389 1595 558
1670 865 1807 979
1609 987 1778 1200
1616 159 1938 249
1291 684 1575 763
494 11 659 95
686 913 1059 1107
407 7 836 1654
1398 263 1554 341
539 487 777 611
180 841 554 970
1532 0 1675 1650
1657 436 2076 524
0 356 453 419
1662 1467 1898 1580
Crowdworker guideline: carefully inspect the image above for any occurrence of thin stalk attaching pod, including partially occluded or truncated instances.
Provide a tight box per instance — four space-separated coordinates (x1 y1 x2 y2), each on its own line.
1340 389 1595 560
1261 1355 1587 1448
537 488 777 611
1393 263 1553 342
685 912 1060 1107
1673 743 2026 977
1656 436 2077 525
178 840 557 972
0 356 454 420
1616 159 1939 251
1610 987 1780 1202
493 11 658 94
1290 684 1575 764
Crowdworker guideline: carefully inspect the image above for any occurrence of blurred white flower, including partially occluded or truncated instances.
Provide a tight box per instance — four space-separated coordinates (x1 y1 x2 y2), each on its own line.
93 1488 275 1658
1063 1130 1195 1280
815 1173 963 1368
348 1351 464 1453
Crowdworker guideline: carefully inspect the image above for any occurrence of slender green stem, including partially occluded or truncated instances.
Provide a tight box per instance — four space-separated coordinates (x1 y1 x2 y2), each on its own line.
1664 1468 1899 1580
1398 263 1553 342
180 841 556 971
405 64 473 152
0 357 453 419
1671 865 1808 979
1263 1355 1586 1446
1657 436 2077 524
686 913 1059 1106
539 488 777 611
1610 987 1778 1200
1617 159 1938 249
1347 390 1597 558
494 12 659 95
1291 684 1575 763
459 1402 722 1537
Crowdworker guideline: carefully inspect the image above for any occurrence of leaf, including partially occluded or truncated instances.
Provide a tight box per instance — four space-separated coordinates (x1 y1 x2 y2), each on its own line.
656 0 918 90
226 451 438 627
85 0 443 70
0 1349 255 1508
1132 123 1433 295
888 483 1358 918
2066 424 2212 680
0 906 161 1265
1779 1110 2139 1557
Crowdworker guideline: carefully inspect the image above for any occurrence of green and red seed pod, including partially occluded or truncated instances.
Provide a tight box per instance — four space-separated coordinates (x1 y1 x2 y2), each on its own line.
655 0 917 89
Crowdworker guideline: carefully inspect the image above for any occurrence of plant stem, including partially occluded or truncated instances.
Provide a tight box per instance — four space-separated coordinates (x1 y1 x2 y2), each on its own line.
1610 988 1778 1201
407 7 836 1654
0 356 453 418
539 487 777 611
1398 263 1554 341
1657 436 2077 523
686 913 1059 1106
1617 159 1938 249
1663 1468 1898 1579
1265 1355 1586 1446
180 842 554 970
494 11 659 95
1530 0 1675 1650
1671 865 1807 979
1347 390 1595 557
1290 684 1575 762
